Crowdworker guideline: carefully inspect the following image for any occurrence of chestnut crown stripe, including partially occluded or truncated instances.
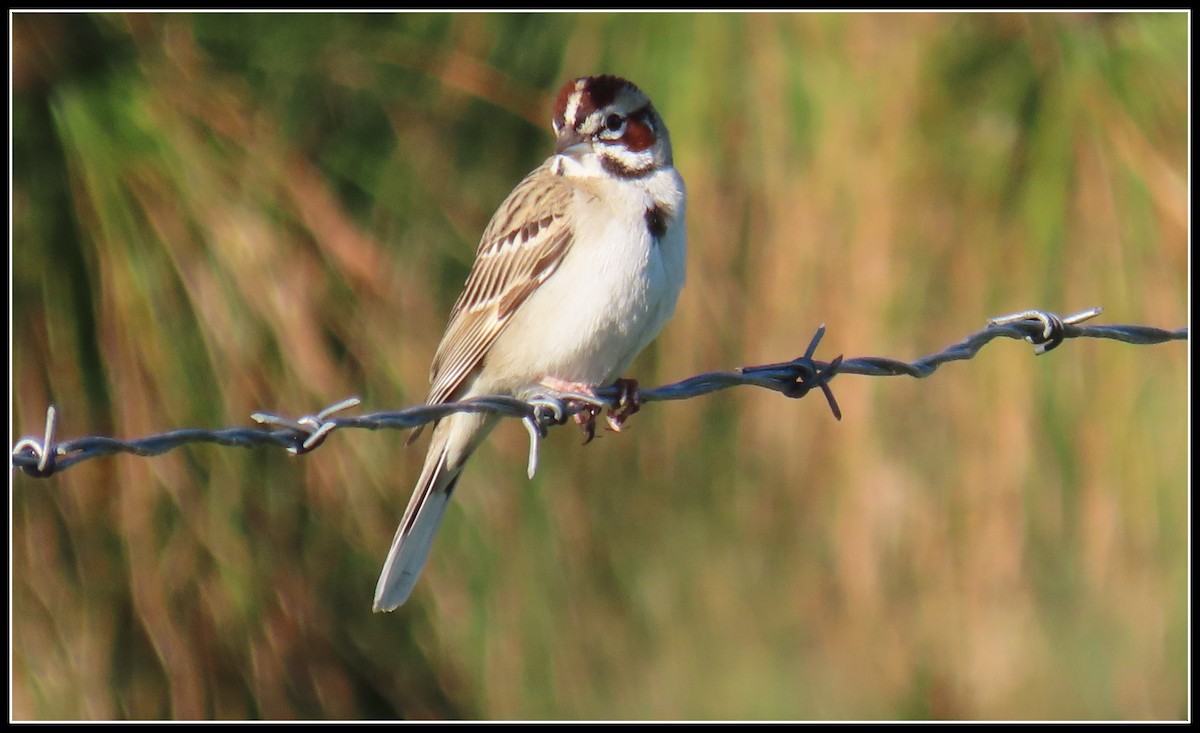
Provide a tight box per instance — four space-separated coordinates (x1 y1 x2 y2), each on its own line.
553 75 644 130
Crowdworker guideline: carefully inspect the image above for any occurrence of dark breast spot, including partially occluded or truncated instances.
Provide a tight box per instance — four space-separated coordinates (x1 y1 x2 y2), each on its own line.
645 204 670 241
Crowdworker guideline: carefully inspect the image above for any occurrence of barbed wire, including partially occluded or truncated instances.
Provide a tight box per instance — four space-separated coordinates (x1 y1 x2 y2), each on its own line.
11 307 1188 480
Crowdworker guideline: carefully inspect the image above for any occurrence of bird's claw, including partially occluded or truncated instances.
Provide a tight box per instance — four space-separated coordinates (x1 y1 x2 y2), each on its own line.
566 377 640 444
604 377 641 433
573 403 602 444
539 376 641 445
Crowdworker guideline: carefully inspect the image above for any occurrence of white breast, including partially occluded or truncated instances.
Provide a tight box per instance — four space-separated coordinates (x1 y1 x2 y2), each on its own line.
480 165 687 395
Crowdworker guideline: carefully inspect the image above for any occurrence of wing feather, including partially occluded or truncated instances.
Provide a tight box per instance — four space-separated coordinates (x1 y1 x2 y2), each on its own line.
426 163 575 407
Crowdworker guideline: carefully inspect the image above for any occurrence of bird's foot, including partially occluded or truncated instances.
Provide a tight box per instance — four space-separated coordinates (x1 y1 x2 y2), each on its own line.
537 376 641 444
538 377 605 444
604 377 641 433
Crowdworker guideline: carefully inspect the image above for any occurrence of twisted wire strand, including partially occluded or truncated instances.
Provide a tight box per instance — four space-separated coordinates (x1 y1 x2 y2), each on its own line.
11 308 1188 479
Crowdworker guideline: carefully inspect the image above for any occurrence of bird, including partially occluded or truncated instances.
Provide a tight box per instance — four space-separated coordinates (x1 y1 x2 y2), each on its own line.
373 75 687 612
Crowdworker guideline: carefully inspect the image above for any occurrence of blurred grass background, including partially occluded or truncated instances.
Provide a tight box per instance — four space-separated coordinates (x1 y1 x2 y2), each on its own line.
9 11 1188 721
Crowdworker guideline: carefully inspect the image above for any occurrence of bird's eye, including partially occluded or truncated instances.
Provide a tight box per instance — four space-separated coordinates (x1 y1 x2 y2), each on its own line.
605 113 625 133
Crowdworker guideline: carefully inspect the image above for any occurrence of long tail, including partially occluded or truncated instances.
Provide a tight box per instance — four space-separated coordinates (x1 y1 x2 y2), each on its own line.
372 413 492 612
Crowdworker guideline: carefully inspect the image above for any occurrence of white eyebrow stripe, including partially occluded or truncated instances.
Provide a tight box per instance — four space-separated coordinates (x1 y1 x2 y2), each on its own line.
562 78 587 128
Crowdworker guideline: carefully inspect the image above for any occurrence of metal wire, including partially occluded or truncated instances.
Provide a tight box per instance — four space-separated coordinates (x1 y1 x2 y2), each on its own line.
10 308 1188 479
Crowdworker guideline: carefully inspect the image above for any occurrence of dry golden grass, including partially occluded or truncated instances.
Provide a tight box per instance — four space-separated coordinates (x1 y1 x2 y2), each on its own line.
11 11 1188 720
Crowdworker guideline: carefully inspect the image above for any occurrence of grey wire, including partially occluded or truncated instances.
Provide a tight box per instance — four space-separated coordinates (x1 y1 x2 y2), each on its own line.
10 308 1188 479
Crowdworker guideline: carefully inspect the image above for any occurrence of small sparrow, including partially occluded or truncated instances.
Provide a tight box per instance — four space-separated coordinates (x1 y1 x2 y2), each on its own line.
373 75 687 612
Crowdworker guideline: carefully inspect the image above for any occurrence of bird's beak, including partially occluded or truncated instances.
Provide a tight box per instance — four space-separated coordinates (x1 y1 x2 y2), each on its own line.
555 128 591 158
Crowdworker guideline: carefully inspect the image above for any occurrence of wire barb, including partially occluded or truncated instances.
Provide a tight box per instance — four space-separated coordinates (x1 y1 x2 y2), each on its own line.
735 324 844 419
990 306 1104 355
251 397 363 454
10 308 1187 479
11 405 59 477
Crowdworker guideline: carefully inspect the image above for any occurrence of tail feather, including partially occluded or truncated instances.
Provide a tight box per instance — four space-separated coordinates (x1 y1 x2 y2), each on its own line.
373 442 461 612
